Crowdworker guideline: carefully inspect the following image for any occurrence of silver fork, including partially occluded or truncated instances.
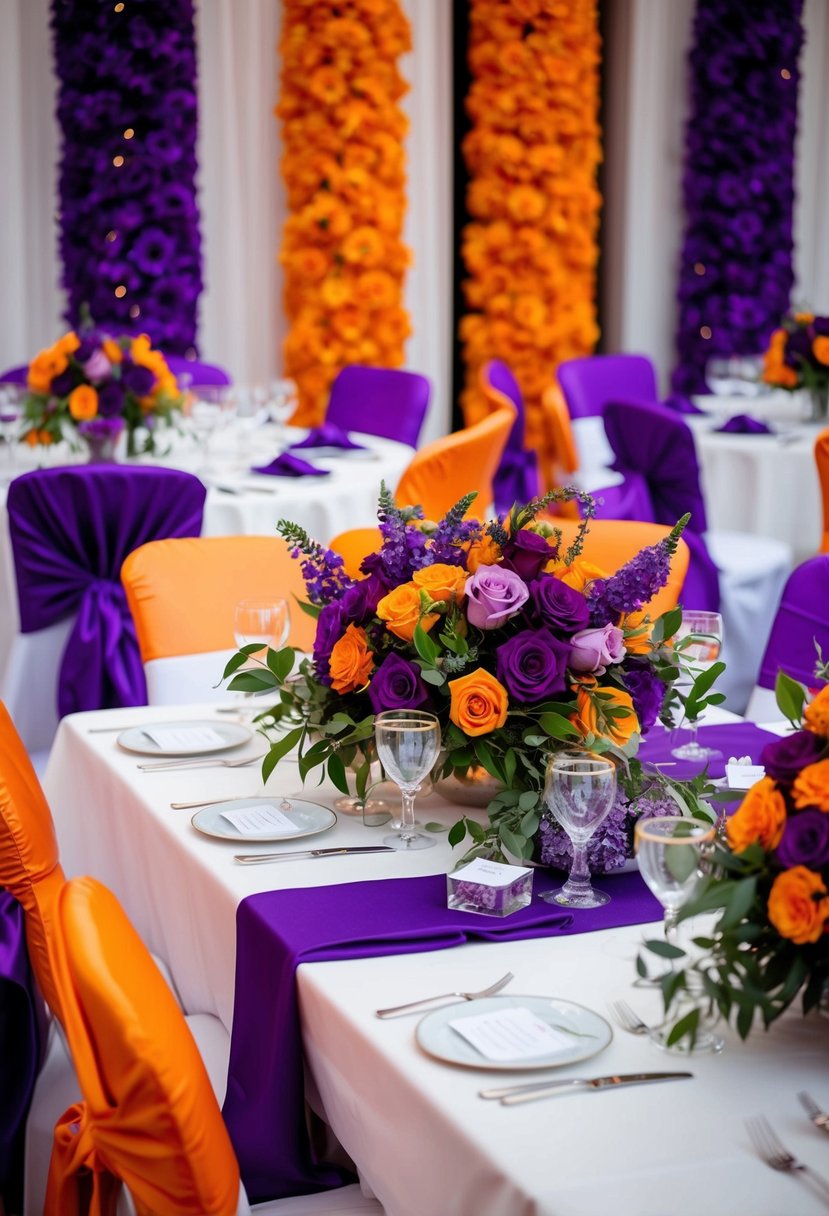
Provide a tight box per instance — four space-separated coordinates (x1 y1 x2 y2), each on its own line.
799 1091 829 1135
375 971 514 1018
745 1115 829 1201
609 1000 656 1038
137 756 260 772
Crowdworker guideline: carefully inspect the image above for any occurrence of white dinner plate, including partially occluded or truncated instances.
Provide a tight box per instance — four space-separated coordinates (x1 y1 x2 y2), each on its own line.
416 995 612 1072
190 797 337 842
289 445 376 460
116 720 252 757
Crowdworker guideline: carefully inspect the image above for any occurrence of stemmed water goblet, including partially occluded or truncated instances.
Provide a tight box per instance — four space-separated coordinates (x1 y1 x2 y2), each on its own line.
373 709 441 851
540 750 617 908
190 386 236 476
0 385 24 476
268 378 298 450
671 610 724 761
233 599 290 707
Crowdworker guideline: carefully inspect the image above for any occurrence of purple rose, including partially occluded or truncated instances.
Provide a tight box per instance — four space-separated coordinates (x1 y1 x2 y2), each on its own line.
570 624 626 675
50 368 76 398
122 362 156 397
340 574 384 625
97 380 125 418
530 574 589 635
500 529 554 582
81 349 111 382
760 731 826 784
775 810 829 870
495 628 570 703
623 662 665 733
464 565 529 630
368 653 430 714
312 602 344 685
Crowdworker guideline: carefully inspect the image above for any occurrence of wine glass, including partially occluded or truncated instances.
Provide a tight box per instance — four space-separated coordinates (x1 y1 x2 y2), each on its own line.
671 610 723 761
374 710 441 851
190 386 236 475
0 384 24 474
268 378 298 450
233 599 290 654
540 750 617 908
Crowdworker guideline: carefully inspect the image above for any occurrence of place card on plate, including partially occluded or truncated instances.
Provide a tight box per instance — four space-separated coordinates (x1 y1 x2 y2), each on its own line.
447 857 533 918
725 756 765 790
220 803 303 836
142 725 228 752
448 1006 574 1062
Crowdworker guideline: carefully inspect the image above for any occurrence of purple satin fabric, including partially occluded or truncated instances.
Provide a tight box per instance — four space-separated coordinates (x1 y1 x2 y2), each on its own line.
599 400 721 611
715 414 772 435
164 356 231 387
223 870 661 1202
326 365 430 448
251 452 330 478
663 393 705 416
288 422 367 452
557 354 658 420
638 720 780 781
0 890 47 1209
7 465 205 717
0 365 26 385
757 556 829 691
483 361 542 514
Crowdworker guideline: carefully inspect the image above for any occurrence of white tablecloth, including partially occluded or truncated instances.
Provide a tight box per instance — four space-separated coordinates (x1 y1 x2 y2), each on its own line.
43 704 829 1216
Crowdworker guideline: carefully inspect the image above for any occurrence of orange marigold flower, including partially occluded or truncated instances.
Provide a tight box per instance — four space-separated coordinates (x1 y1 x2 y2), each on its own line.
355 270 397 309
341 226 386 266
307 66 348 106
506 185 546 222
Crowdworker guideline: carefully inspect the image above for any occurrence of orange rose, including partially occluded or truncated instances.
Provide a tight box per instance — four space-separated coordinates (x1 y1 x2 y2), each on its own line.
448 668 508 736
572 685 639 749
102 338 124 364
55 331 80 355
376 583 439 642
813 337 829 366
412 563 467 605
552 558 608 592
465 535 502 573
792 759 829 810
621 611 654 655
726 777 787 852
68 385 99 421
767 866 829 944
27 347 68 394
804 687 829 737
328 624 374 694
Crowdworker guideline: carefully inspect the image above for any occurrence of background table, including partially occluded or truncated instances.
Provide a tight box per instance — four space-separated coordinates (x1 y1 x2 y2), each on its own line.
42 703 829 1216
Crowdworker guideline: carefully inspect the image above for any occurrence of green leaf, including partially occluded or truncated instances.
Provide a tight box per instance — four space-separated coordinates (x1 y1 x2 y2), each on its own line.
656 605 682 644
519 810 539 837
424 822 448 833
503 749 517 787
775 669 806 725
448 820 467 847
643 938 686 960
518 790 538 812
326 752 350 795
262 726 304 783
227 670 279 693
221 650 254 679
295 595 322 620
499 825 530 859
421 667 446 686
538 713 580 740
412 622 439 665
717 876 757 931
266 646 295 682
665 1007 699 1048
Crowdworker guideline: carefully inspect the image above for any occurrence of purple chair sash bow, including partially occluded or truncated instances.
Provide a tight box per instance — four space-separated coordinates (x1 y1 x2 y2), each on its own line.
482 361 542 514
223 870 660 1203
7 465 205 717
757 556 829 691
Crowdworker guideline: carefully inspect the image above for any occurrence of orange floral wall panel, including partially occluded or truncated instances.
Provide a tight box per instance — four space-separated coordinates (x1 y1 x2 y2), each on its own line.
459 0 602 449
278 0 413 425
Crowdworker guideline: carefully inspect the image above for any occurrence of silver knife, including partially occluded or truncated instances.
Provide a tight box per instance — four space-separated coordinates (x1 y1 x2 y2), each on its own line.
234 845 395 864
480 1071 692 1105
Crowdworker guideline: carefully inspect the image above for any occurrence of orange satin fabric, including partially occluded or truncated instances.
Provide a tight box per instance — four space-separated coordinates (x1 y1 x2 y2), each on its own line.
121 534 317 662
329 527 382 581
0 701 66 1018
815 428 829 552
395 407 514 520
45 877 240 1216
549 519 690 616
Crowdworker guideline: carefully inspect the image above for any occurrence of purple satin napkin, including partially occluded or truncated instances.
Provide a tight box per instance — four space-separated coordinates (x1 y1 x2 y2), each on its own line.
638 721 780 781
289 421 367 452
714 414 772 435
663 392 706 416
223 870 661 1202
250 452 330 478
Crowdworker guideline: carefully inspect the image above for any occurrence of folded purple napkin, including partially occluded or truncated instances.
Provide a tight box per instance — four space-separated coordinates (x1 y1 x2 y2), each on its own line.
663 392 706 416
250 451 330 478
224 870 660 1202
289 421 367 452
638 721 780 782
715 414 772 435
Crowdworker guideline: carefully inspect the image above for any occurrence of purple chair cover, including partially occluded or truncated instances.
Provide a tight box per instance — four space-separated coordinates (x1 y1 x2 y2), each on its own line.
482 361 542 514
288 421 367 452
0 890 47 1209
250 452 330 478
715 414 773 435
7 465 205 717
557 354 658 420
164 355 231 387
325 365 430 448
223 870 660 1202
638 720 780 781
599 399 721 611
757 556 829 691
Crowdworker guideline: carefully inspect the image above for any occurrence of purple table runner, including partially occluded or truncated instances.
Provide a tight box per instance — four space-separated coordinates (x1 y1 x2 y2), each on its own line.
638 721 780 782
223 870 661 1203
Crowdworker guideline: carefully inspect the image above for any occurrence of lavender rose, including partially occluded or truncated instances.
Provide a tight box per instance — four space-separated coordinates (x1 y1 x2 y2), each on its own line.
570 624 625 675
775 810 829 869
464 565 529 630
495 628 570 702
530 574 589 635
500 529 553 582
81 349 111 382
368 653 430 714
760 730 826 784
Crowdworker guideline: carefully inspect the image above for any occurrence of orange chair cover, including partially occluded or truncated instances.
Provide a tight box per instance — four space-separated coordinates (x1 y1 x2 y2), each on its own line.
395 407 514 521
121 534 317 662
0 702 66 1018
45 877 240 1216
815 428 829 552
329 527 382 581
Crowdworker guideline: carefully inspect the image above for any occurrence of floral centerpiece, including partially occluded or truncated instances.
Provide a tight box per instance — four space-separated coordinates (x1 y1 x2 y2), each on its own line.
762 311 829 420
23 328 184 456
225 487 720 863
644 666 829 1045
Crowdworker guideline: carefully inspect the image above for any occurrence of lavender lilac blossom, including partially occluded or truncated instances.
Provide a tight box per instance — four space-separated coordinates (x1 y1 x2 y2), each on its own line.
671 0 804 395
587 540 671 625
50 0 203 353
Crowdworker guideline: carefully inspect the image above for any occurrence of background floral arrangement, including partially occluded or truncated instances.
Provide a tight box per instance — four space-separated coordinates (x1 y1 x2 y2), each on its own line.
671 0 803 396
459 0 601 451
224 486 716 862
23 329 184 455
647 668 829 1044
762 311 829 393
278 0 412 426
50 0 202 354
